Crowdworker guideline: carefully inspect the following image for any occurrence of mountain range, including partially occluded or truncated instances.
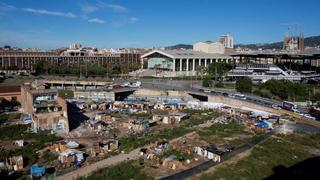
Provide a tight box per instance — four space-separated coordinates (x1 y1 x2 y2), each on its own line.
165 35 320 50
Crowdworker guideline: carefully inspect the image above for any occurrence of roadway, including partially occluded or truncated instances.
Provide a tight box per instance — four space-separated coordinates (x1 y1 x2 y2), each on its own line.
141 80 280 107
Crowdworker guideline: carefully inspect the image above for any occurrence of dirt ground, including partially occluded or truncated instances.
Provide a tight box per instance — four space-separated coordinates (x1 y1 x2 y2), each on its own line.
0 140 21 151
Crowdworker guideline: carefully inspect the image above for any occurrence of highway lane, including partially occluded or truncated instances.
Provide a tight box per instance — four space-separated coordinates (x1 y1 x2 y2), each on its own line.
141 81 279 107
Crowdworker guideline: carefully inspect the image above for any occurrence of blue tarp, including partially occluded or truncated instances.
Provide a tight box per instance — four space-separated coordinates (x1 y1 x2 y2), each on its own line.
30 165 45 176
255 122 269 128
169 102 179 107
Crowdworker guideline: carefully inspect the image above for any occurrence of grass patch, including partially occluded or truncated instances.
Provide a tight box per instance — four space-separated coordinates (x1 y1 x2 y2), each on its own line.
181 109 221 127
119 127 191 151
201 133 320 180
79 160 152 180
196 121 254 147
58 89 74 99
0 124 62 165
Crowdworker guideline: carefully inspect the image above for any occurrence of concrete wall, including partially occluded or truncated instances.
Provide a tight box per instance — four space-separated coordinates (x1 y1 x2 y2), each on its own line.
74 91 115 101
20 86 34 114
135 88 276 113
134 89 193 98
208 95 278 114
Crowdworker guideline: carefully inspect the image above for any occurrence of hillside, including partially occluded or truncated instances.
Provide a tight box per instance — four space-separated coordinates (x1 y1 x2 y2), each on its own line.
165 44 193 50
165 35 320 50
236 35 320 49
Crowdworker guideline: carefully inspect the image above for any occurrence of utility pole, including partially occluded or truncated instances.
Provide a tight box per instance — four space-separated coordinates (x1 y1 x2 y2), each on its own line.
191 73 193 88
79 63 82 79
86 59 88 77
215 65 217 84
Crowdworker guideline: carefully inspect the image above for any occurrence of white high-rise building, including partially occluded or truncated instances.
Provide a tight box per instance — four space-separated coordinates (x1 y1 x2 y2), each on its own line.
219 35 234 49
69 43 82 50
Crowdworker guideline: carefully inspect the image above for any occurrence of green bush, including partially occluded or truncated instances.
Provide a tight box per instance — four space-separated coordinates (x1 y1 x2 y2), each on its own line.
0 113 9 125
202 75 212 87
253 79 312 101
215 82 224 88
236 77 252 93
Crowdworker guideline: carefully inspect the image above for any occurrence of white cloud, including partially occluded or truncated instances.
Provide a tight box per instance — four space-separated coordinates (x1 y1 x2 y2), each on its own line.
105 4 127 13
88 18 105 24
96 1 127 13
110 16 138 27
23 8 76 18
0 2 16 12
80 3 98 14
81 1 128 14
129 17 138 23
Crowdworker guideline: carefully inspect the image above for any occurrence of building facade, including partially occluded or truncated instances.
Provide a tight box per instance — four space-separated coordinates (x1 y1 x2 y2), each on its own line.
219 35 234 49
0 50 141 71
21 85 69 133
142 49 233 76
193 41 225 54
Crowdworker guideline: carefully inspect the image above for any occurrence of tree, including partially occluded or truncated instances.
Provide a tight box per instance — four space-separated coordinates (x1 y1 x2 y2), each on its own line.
120 64 129 78
236 77 252 93
262 79 308 101
34 60 49 75
202 75 212 87
207 62 232 79
143 60 148 69
196 66 206 81
311 92 320 103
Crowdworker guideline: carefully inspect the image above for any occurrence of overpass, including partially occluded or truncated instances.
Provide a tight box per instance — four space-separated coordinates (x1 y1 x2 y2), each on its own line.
42 80 112 90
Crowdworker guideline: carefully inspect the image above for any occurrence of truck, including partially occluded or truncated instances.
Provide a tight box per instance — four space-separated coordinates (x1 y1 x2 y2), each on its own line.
282 101 297 112
308 107 320 121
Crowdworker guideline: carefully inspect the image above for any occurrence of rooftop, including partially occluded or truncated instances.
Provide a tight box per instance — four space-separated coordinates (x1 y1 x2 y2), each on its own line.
142 49 232 59
0 86 21 94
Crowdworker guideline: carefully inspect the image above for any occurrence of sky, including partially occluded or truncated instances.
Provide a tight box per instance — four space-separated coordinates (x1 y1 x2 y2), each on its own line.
0 0 319 50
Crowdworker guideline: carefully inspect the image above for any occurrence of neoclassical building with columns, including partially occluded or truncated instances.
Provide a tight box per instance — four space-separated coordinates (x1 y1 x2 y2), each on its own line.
141 49 233 76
